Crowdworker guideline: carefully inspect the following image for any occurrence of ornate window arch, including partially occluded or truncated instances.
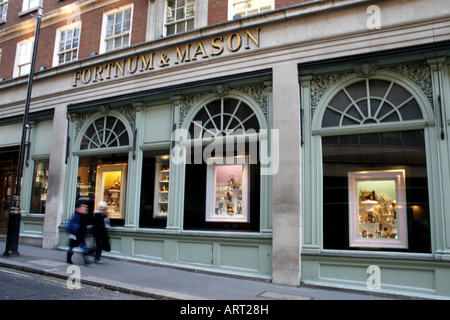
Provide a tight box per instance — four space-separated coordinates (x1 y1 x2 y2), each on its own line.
80 115 130 150
189 97 260 138
322 78 423 127
312 72 433 134
183 92 267 140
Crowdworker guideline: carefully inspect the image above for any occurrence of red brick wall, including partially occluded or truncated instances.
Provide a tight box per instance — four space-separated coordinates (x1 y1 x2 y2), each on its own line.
207 0 316 25
0 0 148 80
1 0 315 80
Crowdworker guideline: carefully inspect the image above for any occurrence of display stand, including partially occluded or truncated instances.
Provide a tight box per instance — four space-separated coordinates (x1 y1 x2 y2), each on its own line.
205 156 249 223
153 156 170 219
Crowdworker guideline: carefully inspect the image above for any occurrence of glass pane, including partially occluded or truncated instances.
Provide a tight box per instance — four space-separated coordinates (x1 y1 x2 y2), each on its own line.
176 21 185 33
122 35 129 46
106 39 113 51
186 1 195 17
167 24 175 35
124 9 131 21
123 21 130 33
114 23 122 36
115 12 123 24
186 18 194 31
106 26 113 38
107 15 114 26
114 37 122 49
176 7 185 20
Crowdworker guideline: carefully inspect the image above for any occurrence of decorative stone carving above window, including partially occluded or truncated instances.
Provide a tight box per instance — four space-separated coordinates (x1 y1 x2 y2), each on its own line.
179 83 270 126
72 105 134 148
310 61 433 119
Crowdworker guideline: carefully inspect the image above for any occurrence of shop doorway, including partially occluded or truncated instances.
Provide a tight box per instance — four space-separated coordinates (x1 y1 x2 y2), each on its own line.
0 147 19 234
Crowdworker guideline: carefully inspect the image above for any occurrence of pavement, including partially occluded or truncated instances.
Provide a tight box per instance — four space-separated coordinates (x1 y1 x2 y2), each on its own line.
0 240 420 301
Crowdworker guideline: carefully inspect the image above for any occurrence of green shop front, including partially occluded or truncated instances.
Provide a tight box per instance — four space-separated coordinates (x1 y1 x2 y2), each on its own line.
61 71 274 278
299 46 450 298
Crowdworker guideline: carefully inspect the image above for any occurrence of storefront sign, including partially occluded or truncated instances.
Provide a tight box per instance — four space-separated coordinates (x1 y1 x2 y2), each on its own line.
72 28 261 87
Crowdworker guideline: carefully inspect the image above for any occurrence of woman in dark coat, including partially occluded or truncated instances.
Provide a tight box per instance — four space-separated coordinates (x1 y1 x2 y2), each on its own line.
92 201 110 263
67 200 90 264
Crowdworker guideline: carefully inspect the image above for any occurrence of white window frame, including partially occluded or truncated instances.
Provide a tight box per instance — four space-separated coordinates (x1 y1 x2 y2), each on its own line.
21 0 40 13
164 0 196 36
0 0 8 23
14 38 34 78
53 22 82 67
227 0 274 20
99 4 133 54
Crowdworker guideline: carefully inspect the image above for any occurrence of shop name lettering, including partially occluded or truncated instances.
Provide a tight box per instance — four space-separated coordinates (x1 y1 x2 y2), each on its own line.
72 28 261 87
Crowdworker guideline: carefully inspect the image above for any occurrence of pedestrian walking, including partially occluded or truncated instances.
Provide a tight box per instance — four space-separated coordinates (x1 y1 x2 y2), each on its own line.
92 201 111 263
66 200 91 264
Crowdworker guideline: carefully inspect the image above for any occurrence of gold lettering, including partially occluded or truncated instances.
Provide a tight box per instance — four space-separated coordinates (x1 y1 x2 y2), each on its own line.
127 57 138 74
73 70 82 87
211 36 224 56
192 42 208 60
175 44 191 64
81 68 91 84
227 33 241 52
139 53 155 71
245 28 260 49
104 62 114 79
159 53 170 67
114 60 125 77
92 66 103 82
70 28 262 86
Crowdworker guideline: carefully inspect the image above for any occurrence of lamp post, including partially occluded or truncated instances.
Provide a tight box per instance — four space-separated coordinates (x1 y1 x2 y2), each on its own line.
3 6 43 257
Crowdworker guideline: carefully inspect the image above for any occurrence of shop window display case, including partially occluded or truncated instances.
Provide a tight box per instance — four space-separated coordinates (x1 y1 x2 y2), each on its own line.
205 156 249 223
94 164 127 220
153 155 170 219
348 169 408 249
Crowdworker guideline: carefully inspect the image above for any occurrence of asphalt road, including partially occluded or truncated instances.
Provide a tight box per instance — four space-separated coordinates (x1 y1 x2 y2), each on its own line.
0 266 151 300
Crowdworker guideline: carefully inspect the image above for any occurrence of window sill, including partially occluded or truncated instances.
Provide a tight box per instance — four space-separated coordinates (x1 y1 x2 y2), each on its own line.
18 7 40 17
302 248 435 262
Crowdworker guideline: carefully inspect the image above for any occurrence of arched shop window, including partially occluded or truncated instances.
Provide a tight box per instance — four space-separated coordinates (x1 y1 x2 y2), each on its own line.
76 115 130 226
315 77 432 253
80 115 129 149
183 97 264 232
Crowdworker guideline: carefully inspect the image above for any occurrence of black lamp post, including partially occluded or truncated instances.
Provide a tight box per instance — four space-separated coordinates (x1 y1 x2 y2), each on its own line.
3 6 43 257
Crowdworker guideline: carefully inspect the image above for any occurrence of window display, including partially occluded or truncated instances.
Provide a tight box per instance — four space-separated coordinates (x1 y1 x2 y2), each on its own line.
30 160 49 214
153 155 170 219
205 156 249 223
94 164 127 220
348 170 408 248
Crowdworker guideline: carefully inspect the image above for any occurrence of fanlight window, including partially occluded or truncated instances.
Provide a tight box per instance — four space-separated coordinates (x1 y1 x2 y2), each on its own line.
81 116 129 150
322 79 423 128
189 98 260 139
